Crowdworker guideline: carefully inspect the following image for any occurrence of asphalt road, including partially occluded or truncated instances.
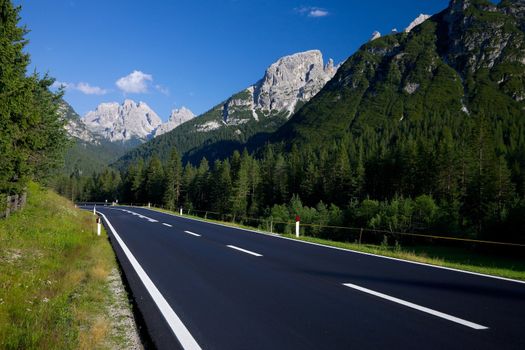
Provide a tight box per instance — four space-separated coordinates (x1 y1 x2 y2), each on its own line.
84 205 525 350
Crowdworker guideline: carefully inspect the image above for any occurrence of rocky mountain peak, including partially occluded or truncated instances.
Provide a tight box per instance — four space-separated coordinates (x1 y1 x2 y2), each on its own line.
216 49 339 128
58 100 101 144
83 99 162 142
369 31 382 41
441 0 525 74
405 14 430 32
154 107 196 137
252 49 338 115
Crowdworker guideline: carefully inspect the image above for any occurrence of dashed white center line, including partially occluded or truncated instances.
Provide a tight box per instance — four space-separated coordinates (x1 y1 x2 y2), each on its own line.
162 223 172 227
184 230 201 237
226 245 263 257
148 219 159 223
342 283 488 330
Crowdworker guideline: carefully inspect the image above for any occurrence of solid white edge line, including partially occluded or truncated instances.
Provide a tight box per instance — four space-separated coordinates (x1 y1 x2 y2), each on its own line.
184 230 201 237
226 245 263 257
135 207 525 286
342 283 488 330
163 223 173 227
97 211 201 350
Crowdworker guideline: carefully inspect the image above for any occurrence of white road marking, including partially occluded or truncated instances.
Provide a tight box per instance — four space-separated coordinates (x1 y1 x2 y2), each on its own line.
120 209 160 223
184 230 201 237
163 223 173 227
226 245 263 257
97 211 202 350
342 283 488 330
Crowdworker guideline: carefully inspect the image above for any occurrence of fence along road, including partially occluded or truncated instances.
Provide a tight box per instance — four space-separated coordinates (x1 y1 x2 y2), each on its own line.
86 205 525 350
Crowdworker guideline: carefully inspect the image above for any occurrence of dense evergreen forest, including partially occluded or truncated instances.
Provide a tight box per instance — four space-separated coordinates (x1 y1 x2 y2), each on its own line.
70 130 524 245
0 0 68 207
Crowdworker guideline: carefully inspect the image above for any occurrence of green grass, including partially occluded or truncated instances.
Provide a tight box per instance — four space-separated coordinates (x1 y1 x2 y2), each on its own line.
146 206 525 281
0 183 134 349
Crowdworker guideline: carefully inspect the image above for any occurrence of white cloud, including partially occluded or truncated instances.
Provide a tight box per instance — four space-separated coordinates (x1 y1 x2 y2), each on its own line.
296 6 329 18
75 82 108 95
52 81 68 89
155 84 170 96
116 70 153 94
308 9 328 17
52 81 108 95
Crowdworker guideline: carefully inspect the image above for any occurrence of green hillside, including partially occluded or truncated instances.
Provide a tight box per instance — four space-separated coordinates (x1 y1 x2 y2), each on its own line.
0 183 137 349
274 0 525 151
263 0 525 238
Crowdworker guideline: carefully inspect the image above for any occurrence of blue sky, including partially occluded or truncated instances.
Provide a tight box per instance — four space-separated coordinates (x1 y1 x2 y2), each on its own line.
17 0 449 121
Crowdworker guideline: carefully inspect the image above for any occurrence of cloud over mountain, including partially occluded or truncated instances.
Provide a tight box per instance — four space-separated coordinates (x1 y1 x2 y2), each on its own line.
116 70 153 94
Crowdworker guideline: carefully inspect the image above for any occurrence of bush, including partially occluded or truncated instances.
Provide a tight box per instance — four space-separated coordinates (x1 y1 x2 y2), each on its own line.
413 194 438 230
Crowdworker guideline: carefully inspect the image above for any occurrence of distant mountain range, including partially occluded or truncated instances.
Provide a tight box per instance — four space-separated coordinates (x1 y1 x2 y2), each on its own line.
66 100 196 143
64 3 522 176
112 49 338 167
60 49 337 171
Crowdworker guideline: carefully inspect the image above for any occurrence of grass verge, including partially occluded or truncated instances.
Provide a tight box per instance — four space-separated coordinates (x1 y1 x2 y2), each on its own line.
146 206 525 281
0 183 139 349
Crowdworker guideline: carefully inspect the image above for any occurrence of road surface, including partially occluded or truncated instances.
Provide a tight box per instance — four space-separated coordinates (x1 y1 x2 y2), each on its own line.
83 205 525 350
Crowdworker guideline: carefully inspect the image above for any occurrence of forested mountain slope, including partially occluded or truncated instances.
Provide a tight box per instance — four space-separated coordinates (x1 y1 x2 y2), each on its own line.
263 0 525 237
274 0 525 152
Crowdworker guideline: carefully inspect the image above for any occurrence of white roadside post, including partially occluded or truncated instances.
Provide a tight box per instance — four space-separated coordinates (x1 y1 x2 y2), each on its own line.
295 215 300 237
96 217 101 236
179 207 183 215
93 204 96 215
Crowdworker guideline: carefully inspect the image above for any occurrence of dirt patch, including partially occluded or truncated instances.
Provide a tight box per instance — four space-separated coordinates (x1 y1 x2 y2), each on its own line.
106 268 143 349
3 249 22 263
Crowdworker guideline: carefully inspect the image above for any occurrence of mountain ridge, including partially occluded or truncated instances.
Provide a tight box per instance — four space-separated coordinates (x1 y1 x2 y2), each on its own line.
272 0 525 147
112 49 339 167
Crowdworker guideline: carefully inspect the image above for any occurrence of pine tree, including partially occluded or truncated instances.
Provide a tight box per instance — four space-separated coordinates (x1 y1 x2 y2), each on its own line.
328 142 354 206
195 157 210 209
273 153 288 204
288 144 302 196
131 158 145 203
210 159 232 215
0 1 67 194
181 163 196 210
230 153 250 221
163 148 182 210
260 145 276 205
144 155 164 204
247 156 261 216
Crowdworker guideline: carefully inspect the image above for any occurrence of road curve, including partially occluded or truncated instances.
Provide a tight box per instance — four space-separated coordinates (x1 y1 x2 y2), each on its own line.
83 205 525 350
